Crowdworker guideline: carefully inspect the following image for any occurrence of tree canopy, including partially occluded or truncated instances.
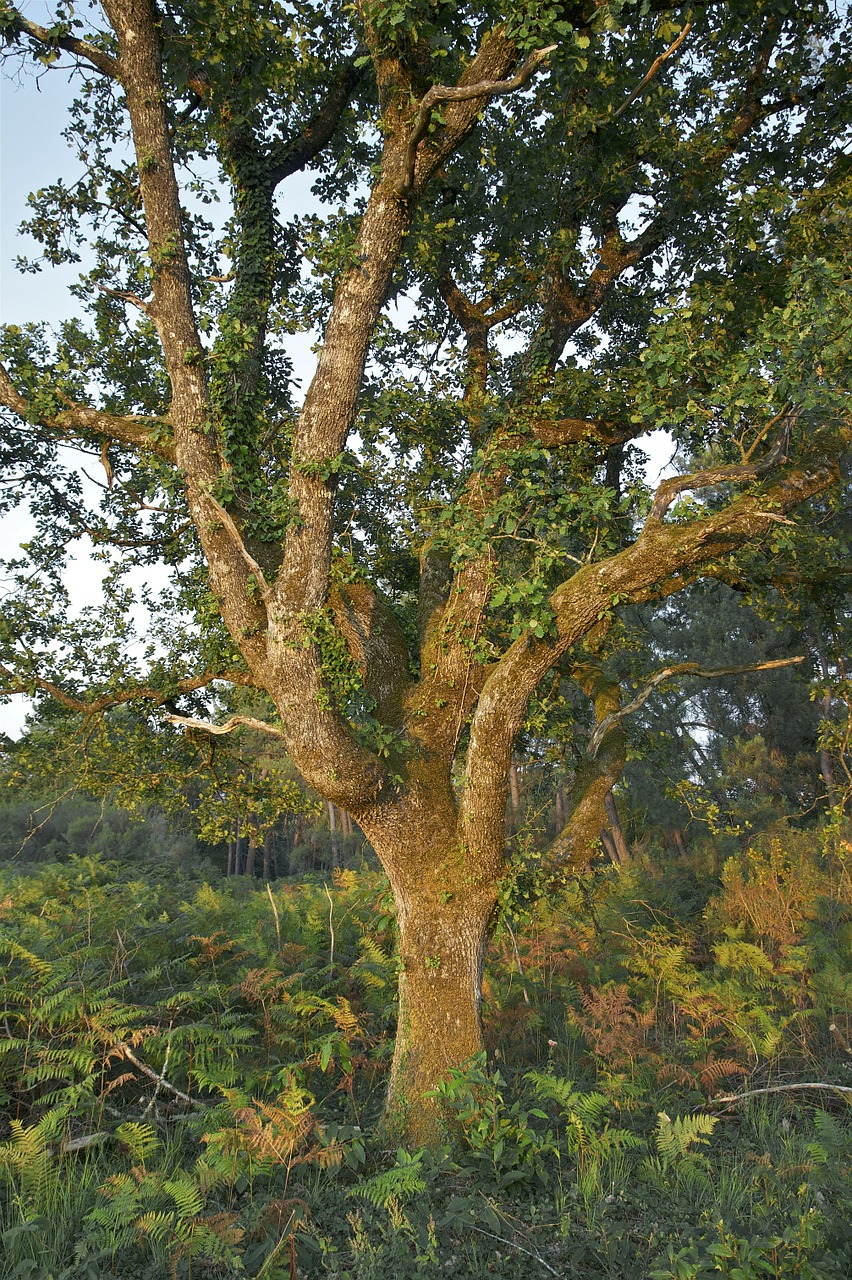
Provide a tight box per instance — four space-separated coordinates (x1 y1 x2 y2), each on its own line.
1 0 850 1140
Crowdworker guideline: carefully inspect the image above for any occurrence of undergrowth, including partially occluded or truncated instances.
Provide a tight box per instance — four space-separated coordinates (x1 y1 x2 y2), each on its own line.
0 824 850 1278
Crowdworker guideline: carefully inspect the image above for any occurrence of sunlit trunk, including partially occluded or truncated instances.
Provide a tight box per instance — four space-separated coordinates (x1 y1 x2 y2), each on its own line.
360 784 502 1147
384 880 495 1146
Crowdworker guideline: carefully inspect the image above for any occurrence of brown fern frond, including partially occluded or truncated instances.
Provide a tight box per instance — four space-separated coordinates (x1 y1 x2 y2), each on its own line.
201 1211 245 1246
99 1071 137 1097
657 1062 701 1089
696 1055 748 1092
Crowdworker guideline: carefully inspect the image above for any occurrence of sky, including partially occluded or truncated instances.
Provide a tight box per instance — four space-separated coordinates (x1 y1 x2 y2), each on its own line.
0 19 675 741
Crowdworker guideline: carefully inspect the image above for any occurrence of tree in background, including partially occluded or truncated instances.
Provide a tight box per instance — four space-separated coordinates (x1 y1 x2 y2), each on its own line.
1 0 850 1140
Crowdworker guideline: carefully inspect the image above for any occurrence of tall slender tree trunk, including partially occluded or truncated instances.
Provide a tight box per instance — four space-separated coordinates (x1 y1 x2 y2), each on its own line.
327 800 340 869
245 833 257 878
604 791 630 866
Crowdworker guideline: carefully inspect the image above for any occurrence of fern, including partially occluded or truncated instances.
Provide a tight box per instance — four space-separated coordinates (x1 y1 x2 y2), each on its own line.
115 1122 160 1165
655 1111 718 1160
349 1150 427 1208
163 1172 204 1219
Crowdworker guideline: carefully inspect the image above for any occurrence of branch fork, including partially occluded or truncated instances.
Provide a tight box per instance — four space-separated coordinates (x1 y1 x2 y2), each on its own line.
394 44 557 196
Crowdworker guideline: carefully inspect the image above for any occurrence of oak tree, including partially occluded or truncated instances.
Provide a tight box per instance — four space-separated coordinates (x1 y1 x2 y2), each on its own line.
1 0 850 1140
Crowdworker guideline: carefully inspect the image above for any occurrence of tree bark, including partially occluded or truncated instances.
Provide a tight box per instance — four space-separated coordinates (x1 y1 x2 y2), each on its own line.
327 800 340 870
604 791 630 867
384 878 495 1146
245 833 257 878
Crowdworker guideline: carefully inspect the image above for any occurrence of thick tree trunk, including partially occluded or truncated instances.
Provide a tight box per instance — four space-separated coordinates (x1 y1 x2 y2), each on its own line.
357 781 502 1147
384 885 495 1146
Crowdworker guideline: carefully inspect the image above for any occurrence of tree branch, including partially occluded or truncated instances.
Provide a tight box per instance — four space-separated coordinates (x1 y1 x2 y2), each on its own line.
395 44 557 196
710 1082 852 1106
160 712 284 738
587 656 805 759
646 416 796 523
460 460 835 837
0 665 255 716
530 415 635 450
203 494 272 605
606 20 692 124
1 7 120 79
111 1040 201 1107
267 57 364 187
0 361 176 462
534 14 783 369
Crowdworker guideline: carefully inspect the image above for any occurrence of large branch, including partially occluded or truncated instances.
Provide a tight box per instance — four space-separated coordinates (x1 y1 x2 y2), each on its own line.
460 460 835 841
549 669 626 873
0 362 176 462
328 583 413 730
394 44 557 196
100 0 271 683
267 57 364 188
263 30 538 801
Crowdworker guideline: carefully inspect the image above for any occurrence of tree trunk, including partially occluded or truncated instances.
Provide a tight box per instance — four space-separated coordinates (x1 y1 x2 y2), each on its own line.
604 791 630 866
327 800 340 869
262 829 274 881
384 884 495 1146
245 833 257 878
504 762 516 814
555 783 565 833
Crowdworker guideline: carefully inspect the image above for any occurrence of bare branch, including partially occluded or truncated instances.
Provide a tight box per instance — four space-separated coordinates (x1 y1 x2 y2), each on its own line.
647 416 796 523
587 656 806 759
160 712 284 738
607 20 692 124
710 1083 852 1106
395 44 557 196
94 282 152 314
111 1041 201 1107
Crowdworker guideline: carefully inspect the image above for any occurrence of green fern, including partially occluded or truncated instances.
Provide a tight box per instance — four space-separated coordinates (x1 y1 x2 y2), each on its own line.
115 1122 160 1165
655 1111 718 1160
349 1150 427 1208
